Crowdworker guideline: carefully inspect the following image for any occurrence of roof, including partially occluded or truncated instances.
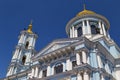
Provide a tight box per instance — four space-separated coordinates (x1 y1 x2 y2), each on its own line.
76 9 96 17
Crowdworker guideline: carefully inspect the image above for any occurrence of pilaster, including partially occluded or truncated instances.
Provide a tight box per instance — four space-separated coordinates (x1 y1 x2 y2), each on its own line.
12 49 19 60
29 37 34 49
18 34 24 44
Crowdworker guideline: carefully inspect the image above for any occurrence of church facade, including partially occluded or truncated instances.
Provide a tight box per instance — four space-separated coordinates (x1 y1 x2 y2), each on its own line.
3 7 120 80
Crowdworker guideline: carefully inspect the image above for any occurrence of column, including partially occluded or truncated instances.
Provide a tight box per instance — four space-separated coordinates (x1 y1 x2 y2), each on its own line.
105 61 110 74
66 58 72 70
98 21 103 34
107 33 111 39
76 53 80 65
34 67 39 77
82 51 87 64
102 23 106 36
72 26 75 37
82 21 86 35
74 28 78 37
87 20 91 34
70 27 73 38
101 75 105 80
47 65 51 76
51 66 54 75
77 73 82 80
31 68 35 77
63 62 66 72
83 71 89 80
97 54 103 68
87 55 90 65
38 70 43 78
67 78 71 80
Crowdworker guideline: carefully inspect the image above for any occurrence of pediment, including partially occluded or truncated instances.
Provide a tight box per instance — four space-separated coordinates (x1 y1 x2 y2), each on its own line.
45 43 69 54
33 38 79 59
35 42 72 58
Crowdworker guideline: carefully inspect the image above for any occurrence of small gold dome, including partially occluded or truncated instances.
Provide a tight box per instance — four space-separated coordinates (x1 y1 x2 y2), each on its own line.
27 21 33 34
76 9 96 17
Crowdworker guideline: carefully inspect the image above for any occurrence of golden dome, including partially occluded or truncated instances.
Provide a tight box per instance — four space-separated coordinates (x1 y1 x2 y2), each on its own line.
76 9 96 17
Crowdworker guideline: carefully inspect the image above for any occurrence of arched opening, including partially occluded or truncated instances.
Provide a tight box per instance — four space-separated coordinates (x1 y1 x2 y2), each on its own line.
22 55 26 65
54 63 63 74
43 69 47 77
25 41 29 49
72 60 77 68
77 27 82 37
91 25 97 34
91 25 100 34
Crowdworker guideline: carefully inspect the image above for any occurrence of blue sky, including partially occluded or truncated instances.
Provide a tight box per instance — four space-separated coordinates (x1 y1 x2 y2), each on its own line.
0 0 120 78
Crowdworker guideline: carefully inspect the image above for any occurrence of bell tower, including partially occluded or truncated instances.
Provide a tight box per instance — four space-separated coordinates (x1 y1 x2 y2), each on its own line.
6 22 38 76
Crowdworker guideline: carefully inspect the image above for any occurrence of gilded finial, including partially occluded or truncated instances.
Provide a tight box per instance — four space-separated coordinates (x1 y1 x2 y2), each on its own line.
83 4 86 10
27 20 33 34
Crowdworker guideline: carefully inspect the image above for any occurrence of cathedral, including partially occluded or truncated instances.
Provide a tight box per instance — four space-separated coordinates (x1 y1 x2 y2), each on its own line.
3 6 120 80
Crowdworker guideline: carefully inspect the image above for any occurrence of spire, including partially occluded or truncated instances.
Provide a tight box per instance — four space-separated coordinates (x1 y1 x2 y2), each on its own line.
83 4 86 10
27 20 33 34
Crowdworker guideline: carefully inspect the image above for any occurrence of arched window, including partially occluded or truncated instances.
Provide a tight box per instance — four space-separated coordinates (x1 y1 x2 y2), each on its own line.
96 28 100 34
54 63 63 74
43 69 47 77
25 41 29 49
91 25 100 34
22 55 26 65
91 25 97 34
72 61 77 67
77 27 82 37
